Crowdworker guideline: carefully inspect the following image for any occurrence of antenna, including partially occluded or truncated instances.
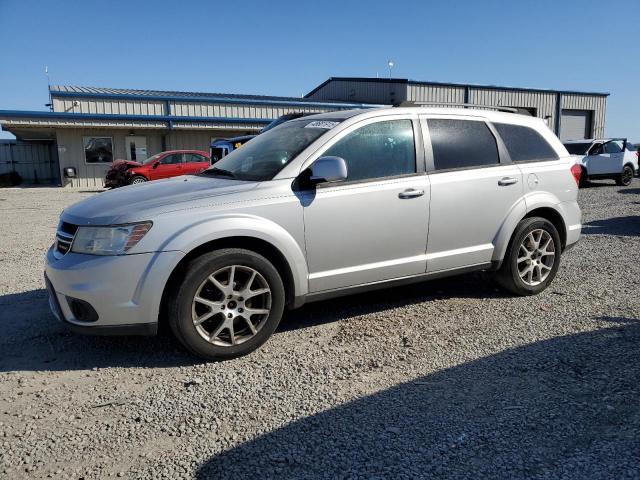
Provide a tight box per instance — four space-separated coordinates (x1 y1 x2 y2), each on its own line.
45 66 52 111
387 59 394 78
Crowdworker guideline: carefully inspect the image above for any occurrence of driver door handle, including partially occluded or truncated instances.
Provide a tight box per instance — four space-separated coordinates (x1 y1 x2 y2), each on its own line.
398 188 425 199
498 177 518 186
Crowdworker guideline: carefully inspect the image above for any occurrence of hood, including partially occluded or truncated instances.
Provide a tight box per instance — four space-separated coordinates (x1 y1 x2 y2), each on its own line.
62 175 259 225
111 159 142 170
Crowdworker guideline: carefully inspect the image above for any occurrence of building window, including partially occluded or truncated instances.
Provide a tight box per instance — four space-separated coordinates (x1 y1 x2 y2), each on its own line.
83 136 113 164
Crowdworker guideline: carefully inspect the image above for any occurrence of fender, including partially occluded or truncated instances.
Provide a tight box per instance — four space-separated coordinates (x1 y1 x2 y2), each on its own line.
491 191 567 264
491 197 527 264
157 213 309 298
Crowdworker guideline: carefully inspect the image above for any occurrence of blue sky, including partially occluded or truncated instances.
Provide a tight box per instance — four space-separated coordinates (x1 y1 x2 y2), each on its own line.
0 0 638 140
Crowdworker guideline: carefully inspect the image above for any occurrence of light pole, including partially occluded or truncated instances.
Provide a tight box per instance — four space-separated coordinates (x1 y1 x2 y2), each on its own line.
387 60 394 78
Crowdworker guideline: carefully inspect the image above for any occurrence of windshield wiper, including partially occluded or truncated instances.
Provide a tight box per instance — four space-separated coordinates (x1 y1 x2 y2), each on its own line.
201 167 236 178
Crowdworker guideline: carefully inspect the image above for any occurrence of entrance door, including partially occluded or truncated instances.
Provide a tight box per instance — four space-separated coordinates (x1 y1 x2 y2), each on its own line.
125 136 148 162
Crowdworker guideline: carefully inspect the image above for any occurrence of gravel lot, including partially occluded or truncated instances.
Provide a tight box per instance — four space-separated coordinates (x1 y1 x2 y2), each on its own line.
1 181 639 479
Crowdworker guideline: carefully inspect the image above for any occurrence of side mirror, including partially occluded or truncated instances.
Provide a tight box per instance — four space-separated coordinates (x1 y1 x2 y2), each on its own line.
309 156 347 184
152 161 160 169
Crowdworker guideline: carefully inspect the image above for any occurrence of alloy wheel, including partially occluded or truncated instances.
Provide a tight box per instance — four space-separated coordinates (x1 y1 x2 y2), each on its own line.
517 229 555 286
191 265 271 346
622 167 633 185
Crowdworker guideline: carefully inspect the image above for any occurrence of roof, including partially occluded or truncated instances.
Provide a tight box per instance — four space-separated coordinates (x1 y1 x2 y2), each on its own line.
49 85 382 109
563 138 631 144
305 77 610 98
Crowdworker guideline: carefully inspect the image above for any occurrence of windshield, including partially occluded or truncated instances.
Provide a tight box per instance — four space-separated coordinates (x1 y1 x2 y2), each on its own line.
141 153 164 165
563 142 591 155
201 119 340 181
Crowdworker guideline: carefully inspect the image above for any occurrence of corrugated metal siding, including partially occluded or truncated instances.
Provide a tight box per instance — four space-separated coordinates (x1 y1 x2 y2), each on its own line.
469 88 557 130
1 118 168 129
169 101 337 119
561 94 606 138
407 84 465 104
0 141 56 183
53 98 166 116
306 80 402 104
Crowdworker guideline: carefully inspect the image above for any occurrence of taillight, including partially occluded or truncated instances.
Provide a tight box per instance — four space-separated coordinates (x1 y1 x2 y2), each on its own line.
570 164 582 185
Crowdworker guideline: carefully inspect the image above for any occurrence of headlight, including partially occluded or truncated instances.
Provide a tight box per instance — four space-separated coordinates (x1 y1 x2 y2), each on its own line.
71 222 153 256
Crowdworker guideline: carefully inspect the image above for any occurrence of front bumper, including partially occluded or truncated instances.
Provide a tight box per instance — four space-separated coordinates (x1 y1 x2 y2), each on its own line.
45 246 184 335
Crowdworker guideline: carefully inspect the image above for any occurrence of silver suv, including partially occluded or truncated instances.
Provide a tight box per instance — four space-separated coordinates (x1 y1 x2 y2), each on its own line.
45 107 582 360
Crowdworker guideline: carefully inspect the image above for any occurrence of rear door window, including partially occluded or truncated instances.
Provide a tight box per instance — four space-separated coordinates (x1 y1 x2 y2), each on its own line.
187 153 207 163
427 119 500 171
604 140 624 153
494 123 559 162
161 153 183 164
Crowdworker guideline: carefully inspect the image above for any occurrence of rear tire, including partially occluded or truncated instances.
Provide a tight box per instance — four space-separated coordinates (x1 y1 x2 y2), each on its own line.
496 217 562 296
167 249 285 361
129 175 147 185
616 165 634 186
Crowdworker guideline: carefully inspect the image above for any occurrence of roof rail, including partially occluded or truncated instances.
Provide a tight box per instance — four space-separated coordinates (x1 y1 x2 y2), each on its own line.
394 101 521 114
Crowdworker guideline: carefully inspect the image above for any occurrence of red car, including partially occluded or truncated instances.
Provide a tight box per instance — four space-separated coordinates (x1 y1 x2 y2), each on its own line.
105 150 211 188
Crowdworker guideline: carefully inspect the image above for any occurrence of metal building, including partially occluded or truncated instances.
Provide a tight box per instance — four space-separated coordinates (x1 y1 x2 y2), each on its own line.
0 78 609 187
0 86 376 187
305 77 608 141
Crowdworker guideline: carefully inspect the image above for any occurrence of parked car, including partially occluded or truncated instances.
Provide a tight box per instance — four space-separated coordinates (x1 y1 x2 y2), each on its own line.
104 150 211 188
46 107 581 361
563 138 638 187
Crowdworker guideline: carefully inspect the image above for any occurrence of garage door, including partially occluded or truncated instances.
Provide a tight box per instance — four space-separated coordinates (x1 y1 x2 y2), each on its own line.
560 109 592 140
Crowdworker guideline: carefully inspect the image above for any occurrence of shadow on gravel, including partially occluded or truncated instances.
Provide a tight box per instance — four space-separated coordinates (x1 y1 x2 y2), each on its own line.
197 317 640 480
617 188 640 195
0 289 197 372
280 271 511 332
1 271 511 371
582 216 640 237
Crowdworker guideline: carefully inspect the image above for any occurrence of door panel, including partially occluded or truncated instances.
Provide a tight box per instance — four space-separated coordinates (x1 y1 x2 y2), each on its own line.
153 153 184 179
426 165 523 271
184 153 210 174
585 154 617 175
303 176 430 292
421 115 523 272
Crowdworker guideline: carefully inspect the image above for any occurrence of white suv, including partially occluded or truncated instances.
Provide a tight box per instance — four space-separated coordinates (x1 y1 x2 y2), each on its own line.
45 107 582 360
564 138 638 186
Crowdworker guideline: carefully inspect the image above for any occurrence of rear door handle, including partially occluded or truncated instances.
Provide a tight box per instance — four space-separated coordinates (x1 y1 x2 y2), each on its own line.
498 177 518 186
398 188 425 199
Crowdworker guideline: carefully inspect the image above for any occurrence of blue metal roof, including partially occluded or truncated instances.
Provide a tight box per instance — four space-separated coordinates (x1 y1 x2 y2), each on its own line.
49 85 383 109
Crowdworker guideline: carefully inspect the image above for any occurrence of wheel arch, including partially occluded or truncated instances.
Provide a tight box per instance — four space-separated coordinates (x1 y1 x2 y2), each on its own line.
492 199 568 266
158 234 302 331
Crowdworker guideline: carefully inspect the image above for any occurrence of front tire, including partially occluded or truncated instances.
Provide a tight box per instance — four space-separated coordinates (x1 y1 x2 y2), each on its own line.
129 175 147 185
616 165 634 186
167 249 285 361
496 217 562 296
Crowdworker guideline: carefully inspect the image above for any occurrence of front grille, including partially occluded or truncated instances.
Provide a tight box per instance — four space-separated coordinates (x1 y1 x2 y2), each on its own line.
55 222 78 256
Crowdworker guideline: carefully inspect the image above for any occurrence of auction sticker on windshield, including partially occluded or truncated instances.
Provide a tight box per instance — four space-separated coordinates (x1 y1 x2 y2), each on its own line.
305 121 339 129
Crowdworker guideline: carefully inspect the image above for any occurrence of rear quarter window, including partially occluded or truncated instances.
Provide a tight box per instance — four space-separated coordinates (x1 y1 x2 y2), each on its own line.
494 123 559 162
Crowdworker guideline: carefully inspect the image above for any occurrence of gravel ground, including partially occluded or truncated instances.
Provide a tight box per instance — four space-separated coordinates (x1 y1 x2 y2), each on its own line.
0 181 639 479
